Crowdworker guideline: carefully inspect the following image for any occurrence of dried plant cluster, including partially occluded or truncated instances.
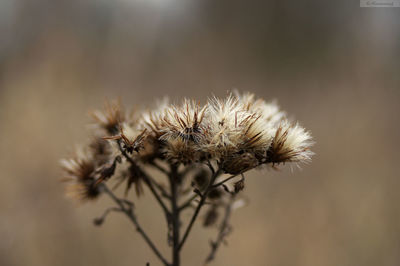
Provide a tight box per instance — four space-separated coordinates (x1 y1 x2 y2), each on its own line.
61 92 313 266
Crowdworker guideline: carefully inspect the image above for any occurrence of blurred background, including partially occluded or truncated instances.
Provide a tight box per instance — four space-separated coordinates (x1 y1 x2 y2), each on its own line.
1 0 400 265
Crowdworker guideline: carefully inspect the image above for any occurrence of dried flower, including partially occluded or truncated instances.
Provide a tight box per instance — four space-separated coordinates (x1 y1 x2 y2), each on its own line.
160 99 207 143
63 92 313 201
266 121 314 165
163 138 200 164
60 149 100 201
89 137 113 165
203 94 246 154
140 98 170 138
135 136 162 163
90 99 125 135
62 91 314 266
158 100 208 164
236 91 286 126
204 93 276 173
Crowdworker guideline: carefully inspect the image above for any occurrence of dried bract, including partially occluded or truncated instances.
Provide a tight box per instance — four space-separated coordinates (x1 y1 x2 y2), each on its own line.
104 123 147 154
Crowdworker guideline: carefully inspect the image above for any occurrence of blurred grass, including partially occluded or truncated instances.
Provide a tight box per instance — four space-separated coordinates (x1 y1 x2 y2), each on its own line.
1 1 400 265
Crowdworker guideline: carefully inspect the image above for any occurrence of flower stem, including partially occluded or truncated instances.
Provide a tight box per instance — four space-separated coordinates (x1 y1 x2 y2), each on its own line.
102 185 170 266
178 168 222 252
169 165 180 266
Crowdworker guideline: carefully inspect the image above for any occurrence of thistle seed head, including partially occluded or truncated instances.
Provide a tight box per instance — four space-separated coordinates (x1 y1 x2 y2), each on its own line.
62 91 314 202
266 121 314 165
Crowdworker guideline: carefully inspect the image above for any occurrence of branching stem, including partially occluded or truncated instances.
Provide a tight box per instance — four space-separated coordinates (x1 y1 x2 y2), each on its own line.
110 141 232 265
212 174 238 188
102 185 170 266
169 164 181 266
178 194 199 211
178 168 222 252
117 141 171 218
205 194 235 263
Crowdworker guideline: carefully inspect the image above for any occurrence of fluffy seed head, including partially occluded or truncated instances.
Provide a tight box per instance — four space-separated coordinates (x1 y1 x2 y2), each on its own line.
236 91 286 126
90 100 125 134
163 138 201 164
140 98 170 138
60 148 100 201
267 121 314 164
160 99 207 144
204 94 276 171
89 137 113 165
63 91 314 203
204 94 250 154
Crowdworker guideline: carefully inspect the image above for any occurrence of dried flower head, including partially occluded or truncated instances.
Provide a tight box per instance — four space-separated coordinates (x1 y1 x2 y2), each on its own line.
63 91 313 202
236 91 286 126
140 98 170 138
158 100 208 164
204 94 245 153
60 148 100 201
89 137 113 165
62 91 314 266
163 138 200 164
266 121 314 165
90 99 125 134
160 99 207 143
203 94 276 173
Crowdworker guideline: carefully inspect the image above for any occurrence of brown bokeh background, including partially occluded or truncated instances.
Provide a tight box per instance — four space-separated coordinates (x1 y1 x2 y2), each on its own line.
1 1 399 265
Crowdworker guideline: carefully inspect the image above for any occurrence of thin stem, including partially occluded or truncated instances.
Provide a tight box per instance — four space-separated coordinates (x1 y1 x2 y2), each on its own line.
206 160 215 175
93 207 122 225
205 195 235 263
117 141 171 217
178 168 222 251
178 194 199 211
212 175 238 188
102 185 170 266
169 165 180 266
